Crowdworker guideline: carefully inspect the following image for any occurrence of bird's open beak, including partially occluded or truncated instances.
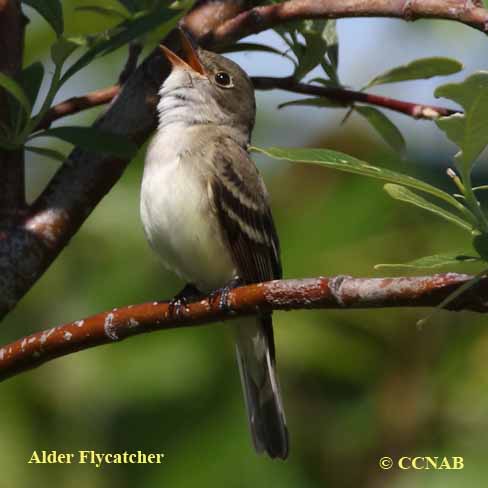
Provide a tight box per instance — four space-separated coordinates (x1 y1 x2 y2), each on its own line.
160 31 205 76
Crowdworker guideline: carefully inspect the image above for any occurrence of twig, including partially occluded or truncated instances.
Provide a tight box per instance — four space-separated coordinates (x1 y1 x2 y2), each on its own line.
252 76 458 120
0 273 486 382
36 85 121 130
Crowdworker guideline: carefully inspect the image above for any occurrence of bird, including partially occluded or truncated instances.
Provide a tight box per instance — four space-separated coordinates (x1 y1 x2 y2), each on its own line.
140 31 288 459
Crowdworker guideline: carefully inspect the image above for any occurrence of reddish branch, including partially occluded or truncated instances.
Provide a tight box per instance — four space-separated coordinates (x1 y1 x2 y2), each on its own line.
38 76 457 130
210 0 488 46
0 0 26 216
1 273 487 382
2 0 488 319
252 76 458 120
36 85 121 130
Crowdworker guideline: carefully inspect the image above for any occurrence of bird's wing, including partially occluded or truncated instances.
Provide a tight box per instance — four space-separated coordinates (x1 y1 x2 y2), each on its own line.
210 142 282 284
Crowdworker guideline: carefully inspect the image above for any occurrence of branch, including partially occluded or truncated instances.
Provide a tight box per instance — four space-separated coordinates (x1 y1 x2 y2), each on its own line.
36 85 121 130
0 0 26 218
3 0 488 319
0 273 486 382
209 0 488 46
38 74 458 130
252 76 458 120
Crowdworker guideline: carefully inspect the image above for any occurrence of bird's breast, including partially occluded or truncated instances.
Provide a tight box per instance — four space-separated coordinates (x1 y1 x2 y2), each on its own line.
140 128 236 291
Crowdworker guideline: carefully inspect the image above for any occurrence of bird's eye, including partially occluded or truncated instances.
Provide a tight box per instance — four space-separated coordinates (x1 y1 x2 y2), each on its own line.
214 71 232 87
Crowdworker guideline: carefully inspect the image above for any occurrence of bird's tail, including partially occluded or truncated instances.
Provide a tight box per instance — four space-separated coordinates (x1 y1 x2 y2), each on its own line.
234 315 288 459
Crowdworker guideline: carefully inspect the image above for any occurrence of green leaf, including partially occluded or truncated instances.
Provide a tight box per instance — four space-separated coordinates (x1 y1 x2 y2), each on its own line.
278 97 346 110
22 0 63 36
75 6 130 20
0 72 32 119
222 42 292 60
365 57 462 89
25 145 66 162
294 20 330 80
355 106 406 153
61 6 183 84
375 252 480 270
323 20 338 69
19 62 44 107
435 72 488 169
116 0 139 13
251 146 476 225
383 183 473 232
309 77 340 87
51 37 85 68
31 126 138 159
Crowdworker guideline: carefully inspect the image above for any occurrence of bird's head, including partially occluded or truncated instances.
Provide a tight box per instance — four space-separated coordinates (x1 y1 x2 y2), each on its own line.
158 31 256 136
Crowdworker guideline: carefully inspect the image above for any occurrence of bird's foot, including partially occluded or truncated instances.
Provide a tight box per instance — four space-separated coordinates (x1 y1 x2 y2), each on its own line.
168 283 203 319
209 277 244 313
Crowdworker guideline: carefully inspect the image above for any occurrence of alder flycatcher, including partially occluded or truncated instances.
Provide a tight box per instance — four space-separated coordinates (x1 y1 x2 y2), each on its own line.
140 32 288 459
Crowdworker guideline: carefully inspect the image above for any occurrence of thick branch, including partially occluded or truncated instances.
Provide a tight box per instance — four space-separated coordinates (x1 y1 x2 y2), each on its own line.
0 0 25 217
252 76 458 120
210 0 488 46
0 273 486 382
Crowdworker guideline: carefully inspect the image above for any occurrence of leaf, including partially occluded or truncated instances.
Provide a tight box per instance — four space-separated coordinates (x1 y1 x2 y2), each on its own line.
19 62 44 107
375 252 480 270
116 0 139 13
435 72 488 169
309 77 340 87
278 97 346 110
294 20 330 80
75 6 129 20
251 146 474 222
355 106 406 153
51 37 85 68
0 72 32 118
323 20 338 69
31 127 137 159
383 183 473 232
25 145 66 163
22 0 63 36
365 57 462 89
60 7 183 84
222 43 291 59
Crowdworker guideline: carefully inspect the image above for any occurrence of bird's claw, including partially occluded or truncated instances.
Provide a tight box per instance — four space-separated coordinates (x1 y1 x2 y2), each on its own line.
209 277 243 313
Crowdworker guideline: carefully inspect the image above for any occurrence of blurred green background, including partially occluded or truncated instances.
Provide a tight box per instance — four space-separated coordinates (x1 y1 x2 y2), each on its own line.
2 1 488 487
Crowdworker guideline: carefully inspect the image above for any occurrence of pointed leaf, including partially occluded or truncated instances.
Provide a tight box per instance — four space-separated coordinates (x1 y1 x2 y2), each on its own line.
435 72 488 168
25 145 66 163
365 57 462 89
251 146 475 224
19 62 44 107
356 106 406 153
278 97 345 110
75 6 129 20
22 0 63 36
31 126 137 159
383 183 473 231
61 7 184 83
223 43 287 56
0 72 32 118
375 252 480 270
51 37 85 68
